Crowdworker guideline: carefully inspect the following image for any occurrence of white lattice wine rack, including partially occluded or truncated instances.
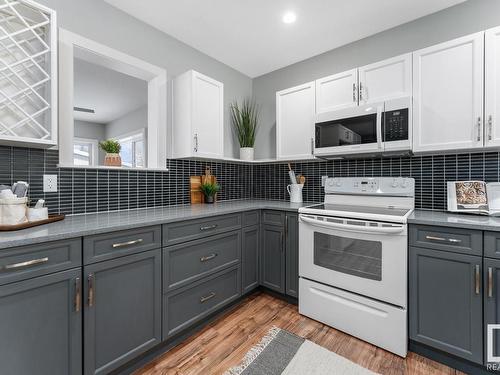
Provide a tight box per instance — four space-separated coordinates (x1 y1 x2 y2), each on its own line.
0 0 56 147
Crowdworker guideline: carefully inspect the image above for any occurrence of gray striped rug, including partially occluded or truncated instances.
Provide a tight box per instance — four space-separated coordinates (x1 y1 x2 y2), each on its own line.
225 327 378 375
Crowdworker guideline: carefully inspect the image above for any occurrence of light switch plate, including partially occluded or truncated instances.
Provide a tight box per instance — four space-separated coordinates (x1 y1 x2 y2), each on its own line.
43 174 57 193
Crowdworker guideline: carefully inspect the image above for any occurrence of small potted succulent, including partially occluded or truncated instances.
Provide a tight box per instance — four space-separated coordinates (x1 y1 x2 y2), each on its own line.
200 181 220 204
99 139 121 167
230 98 259 161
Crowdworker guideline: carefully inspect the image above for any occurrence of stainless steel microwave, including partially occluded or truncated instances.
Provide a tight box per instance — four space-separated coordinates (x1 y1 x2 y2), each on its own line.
314 97 411 157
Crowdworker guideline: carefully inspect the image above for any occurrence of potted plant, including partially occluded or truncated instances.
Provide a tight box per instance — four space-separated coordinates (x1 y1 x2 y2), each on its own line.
99 139 122 167
200 181 220 204
230 98 259 161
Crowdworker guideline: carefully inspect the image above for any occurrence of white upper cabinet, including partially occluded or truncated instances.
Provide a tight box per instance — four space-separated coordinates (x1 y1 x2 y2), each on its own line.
485 26 500 148
358 53 412 104
276 82 315 160
315 69 358 113
413 33 484 153
0 1 57 148
173 70 224 159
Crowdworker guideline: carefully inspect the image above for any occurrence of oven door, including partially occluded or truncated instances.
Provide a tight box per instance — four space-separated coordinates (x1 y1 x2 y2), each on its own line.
299 214 407 307
314 102 383 156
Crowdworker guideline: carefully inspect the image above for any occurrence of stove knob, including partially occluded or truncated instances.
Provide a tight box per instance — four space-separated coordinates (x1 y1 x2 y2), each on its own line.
392 178 399 188
336 180 342 187
328 179 335 186
401 179 409 188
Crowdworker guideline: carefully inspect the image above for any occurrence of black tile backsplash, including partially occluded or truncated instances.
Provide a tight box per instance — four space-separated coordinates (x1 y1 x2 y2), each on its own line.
2 145 500 215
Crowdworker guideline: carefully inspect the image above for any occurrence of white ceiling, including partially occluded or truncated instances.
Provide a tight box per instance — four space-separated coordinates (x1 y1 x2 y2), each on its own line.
104 0 466 78
73 55 147 124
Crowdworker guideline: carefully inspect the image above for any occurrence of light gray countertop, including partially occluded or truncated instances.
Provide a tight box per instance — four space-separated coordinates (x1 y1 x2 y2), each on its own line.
408 209 500 231
0 200 314 249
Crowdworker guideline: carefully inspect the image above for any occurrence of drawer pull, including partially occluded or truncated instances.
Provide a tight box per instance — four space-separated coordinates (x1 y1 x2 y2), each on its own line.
489 267 494 298
112 239 143 248
200 292 216 303
0 257 49 271
200 224 218 231
475 265 480 295
425 235 462 244
200 253 218 262
75 277 81 312
88 274 95 307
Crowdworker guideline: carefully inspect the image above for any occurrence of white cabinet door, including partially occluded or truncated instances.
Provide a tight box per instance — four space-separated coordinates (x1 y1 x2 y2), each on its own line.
358 53 412 104
192 71 224 158
413 33 484 153
316 69 357 113
485 26 500 148
276 82 315 160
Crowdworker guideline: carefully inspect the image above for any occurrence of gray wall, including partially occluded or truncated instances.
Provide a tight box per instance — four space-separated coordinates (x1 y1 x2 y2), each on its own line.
106 106 147 140
252 0 500 159
39 0 252 159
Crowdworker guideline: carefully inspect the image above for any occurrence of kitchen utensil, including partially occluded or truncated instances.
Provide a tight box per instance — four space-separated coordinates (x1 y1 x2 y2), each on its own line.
12 181 29 197
288 163 297 185
297 175 306 185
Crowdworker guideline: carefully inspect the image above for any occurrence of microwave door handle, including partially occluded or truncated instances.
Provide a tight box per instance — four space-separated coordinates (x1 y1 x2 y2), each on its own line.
377 106 383 150
299 215 404 234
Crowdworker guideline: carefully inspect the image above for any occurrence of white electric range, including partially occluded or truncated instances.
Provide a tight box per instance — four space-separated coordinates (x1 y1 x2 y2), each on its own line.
298 177 415 357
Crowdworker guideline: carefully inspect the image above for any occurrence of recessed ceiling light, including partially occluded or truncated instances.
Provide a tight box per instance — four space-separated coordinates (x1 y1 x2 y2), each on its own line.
282 11 297 24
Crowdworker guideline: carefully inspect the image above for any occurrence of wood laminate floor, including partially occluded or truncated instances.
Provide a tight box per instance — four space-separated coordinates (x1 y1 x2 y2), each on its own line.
135 292 464 375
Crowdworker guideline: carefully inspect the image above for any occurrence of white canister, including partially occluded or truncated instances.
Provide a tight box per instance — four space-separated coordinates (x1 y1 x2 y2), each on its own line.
0 197 28 225
287 184 304 203
27 207 49 222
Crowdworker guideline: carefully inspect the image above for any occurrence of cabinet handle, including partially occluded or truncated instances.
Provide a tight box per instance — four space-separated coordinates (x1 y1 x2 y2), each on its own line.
0 257 49 271
359 82 364 101
200 292 216 303
74 277 81 313
489 267 494 298
200 253 218 262
477 117 482 142
200 224 218 231
310 137 314 155
281 231 284 253
475 265 480 295
194 133 199 152
112 238 143 248
88 274 95 307
425 235 461 244
352 83 357 102
489 115 493 141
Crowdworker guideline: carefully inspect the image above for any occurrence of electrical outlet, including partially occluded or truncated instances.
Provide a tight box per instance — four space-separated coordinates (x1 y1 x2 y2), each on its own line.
321 175 329 187
43 174 57 193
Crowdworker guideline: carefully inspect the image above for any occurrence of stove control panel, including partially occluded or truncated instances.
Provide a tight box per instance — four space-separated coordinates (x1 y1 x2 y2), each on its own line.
325 177 414 196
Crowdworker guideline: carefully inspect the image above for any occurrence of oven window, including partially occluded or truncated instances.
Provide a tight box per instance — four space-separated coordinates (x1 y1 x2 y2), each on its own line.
313 232 382 281
315 113 377 148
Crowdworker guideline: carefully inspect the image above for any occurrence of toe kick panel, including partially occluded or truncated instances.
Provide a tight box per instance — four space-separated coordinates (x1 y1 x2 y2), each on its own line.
299 278 407 357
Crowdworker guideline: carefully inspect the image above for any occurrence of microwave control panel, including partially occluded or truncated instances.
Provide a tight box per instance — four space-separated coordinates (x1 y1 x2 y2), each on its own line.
383 108 408 142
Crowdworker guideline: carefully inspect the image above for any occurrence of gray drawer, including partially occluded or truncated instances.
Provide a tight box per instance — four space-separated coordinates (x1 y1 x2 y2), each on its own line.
163 266 240 339
410 225 482 256
83 226 161 264
243 210 260 227
163 214 241 246
163 231 241 292
0 239 81 285
261 210 285 226
484 232 500 259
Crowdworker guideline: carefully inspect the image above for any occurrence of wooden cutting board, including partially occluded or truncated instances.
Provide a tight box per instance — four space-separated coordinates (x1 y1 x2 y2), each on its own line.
190 168 218 204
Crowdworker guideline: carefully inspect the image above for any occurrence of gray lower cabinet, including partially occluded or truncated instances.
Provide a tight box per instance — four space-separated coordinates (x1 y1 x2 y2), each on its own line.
260 222 285 293
409 246 483 364
83 249 161 375
242 225 259 294
484 257 500 363
0 268 82 375
285 213 299 298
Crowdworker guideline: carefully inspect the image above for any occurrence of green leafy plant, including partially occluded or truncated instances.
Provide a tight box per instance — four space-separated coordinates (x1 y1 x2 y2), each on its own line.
99 139 121 154
230 98 259 148
200 181 220 197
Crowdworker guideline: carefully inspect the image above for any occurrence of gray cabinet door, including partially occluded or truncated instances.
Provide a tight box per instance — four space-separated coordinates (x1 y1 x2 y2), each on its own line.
242 225 259 294
260 223 285 293
484 258 500 365
409 246 483 364
84 249 161 375
285 213 299 298
0 268 82 375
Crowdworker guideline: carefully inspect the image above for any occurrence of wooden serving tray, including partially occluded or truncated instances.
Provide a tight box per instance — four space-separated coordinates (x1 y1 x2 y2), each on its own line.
0 214 65 231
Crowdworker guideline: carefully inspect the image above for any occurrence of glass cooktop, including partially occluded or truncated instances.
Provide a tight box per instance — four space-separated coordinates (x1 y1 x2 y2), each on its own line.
305 203 411 217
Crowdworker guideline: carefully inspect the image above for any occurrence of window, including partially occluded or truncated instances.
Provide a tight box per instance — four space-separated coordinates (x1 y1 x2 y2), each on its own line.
118 131 145 168
73 138 98 166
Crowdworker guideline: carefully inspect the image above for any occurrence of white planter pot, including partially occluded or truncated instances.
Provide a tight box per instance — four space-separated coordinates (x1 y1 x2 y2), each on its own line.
239 147 254 161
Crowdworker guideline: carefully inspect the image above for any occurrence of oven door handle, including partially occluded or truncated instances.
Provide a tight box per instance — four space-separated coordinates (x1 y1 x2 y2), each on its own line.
299 215 404 234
